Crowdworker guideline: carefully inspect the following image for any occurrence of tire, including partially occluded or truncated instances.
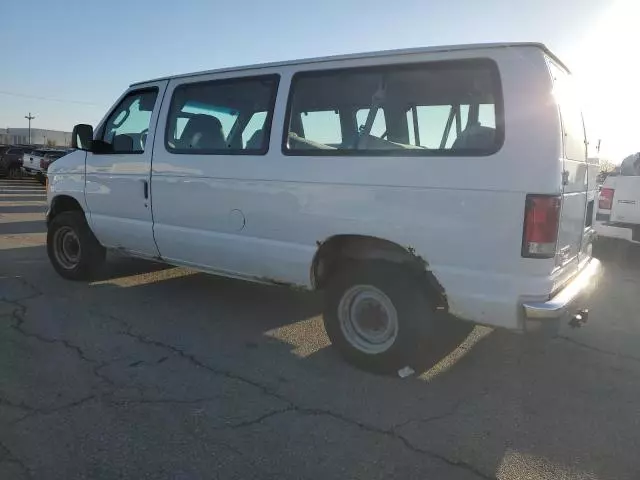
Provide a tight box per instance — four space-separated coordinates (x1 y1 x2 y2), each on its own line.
47 211 106 280
323 261 436 374
36 173 45 185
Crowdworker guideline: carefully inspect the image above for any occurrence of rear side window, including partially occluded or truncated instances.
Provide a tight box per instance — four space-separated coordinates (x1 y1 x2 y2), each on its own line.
300 110 343 145
548 60 586 161
283 59 503 156
166 75 279 155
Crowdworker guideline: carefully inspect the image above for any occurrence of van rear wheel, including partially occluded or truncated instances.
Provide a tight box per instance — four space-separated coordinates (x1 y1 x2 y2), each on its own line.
323 261 434 374
47 211 106 281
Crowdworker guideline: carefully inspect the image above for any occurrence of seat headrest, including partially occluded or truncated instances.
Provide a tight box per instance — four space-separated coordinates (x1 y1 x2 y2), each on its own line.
180 114 226 150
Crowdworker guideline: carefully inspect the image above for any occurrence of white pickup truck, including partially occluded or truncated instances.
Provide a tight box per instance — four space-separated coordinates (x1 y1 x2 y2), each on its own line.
596 153 640 245
22 149 58 177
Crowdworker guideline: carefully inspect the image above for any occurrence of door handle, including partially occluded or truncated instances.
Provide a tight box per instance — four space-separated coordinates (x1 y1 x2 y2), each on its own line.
142 180 149 199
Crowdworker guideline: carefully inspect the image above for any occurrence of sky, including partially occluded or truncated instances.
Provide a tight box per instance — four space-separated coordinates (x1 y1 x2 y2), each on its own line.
1 0 637 161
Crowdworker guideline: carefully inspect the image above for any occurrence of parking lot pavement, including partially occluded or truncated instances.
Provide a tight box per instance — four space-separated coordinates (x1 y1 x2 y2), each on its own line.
1 177 640 479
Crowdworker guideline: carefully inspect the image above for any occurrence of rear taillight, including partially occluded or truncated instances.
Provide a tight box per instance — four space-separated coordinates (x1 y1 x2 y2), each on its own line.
598 188 615 210
522 194 561 258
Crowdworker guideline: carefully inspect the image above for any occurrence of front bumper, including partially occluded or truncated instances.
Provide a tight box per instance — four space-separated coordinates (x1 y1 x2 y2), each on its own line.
522 258 602 324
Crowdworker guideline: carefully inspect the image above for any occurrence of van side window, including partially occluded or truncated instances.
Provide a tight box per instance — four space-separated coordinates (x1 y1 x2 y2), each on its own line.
405 104 496 148
166 75 279 155
102 89 158 154
300 110 343 146
356 109 386 138
283 59 503 156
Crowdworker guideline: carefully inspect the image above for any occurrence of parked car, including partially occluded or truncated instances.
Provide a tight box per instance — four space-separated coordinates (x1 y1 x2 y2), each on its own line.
47 42 602 373
0 146 12 176
595 153 640 245
0 146 29 178
22 148 60 181
39 151 69 184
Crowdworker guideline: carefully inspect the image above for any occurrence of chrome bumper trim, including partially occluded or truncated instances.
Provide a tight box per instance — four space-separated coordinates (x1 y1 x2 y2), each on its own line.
522 258 602 320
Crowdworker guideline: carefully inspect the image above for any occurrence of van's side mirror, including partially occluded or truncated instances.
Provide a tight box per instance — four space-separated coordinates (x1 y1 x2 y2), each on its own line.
72 124 93 151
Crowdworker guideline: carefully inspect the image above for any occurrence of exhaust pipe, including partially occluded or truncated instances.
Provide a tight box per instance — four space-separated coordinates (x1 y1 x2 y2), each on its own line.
569 309 589 328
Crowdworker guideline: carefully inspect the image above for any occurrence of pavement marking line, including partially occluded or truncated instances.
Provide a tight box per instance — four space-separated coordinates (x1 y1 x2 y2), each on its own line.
0 201 46 206
0 185 44 188
418 326 493 382
0 182 41 187
0 190 46 193
0 194 46 199
0 213 45 223
0 233 46 249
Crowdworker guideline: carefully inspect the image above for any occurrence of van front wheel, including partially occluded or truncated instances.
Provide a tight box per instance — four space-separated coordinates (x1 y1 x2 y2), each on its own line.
47 211 105 280
323 261 434 374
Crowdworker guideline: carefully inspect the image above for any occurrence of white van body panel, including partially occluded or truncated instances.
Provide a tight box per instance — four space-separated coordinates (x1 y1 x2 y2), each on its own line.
49 43 597 331
47 150 89 218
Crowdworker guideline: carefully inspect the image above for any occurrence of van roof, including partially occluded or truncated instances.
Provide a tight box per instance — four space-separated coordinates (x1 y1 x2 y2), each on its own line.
131 42 568 87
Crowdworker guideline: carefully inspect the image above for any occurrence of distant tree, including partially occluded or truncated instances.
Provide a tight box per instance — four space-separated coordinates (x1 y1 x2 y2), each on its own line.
46 138 57 147
599 158 616 173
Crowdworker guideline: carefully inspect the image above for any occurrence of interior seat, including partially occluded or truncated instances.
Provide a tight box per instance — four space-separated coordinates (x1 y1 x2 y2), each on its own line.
179 114 226 150
246 129 264 150
452 123 495 150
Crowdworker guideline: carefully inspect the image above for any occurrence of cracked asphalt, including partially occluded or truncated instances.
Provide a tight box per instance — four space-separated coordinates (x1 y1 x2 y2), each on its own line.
1 177 640 480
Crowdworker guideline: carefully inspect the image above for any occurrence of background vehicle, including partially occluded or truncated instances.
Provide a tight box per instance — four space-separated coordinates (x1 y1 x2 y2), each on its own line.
596 153 640 245
22 148 60 181
0 146 29 178
39 151 69 184
47 43 602 373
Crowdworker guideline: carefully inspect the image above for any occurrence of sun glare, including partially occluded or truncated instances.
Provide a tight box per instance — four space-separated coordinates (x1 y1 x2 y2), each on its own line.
570 0 640 162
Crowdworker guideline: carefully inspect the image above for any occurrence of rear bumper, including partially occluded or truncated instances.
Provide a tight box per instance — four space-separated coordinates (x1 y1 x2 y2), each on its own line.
595 220 640 244
22 167 43 176
521 258 602 322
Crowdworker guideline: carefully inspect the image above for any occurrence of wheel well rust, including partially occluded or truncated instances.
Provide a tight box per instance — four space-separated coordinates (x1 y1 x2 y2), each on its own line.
312 234 447 308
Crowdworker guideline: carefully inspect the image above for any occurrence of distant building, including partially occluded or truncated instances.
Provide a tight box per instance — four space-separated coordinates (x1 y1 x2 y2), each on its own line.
0 128 72 147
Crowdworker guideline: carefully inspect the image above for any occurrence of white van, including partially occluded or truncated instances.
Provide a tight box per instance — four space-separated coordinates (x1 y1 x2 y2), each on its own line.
47 42 602 372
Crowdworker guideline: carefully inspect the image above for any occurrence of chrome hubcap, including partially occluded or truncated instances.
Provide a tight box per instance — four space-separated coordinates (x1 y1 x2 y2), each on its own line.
53 227 81 270
338 285 398 354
